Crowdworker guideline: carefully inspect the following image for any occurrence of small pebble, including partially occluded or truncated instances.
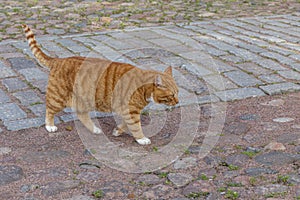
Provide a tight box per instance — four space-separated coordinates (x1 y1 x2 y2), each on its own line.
264 142 286 151
272 117 294 123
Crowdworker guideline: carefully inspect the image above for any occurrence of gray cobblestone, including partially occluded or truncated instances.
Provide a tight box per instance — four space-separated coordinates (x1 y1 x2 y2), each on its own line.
2 78 28 92
0 44 17 54
56 38 90 54
129 30 163 39
259 82 300 95
201 44 227 57
258 74 285 83
260 51 295 65
289 63 300 72
289 54 300 61
224 70 262 87
204 75 237 91
8 57 36 70
13 91 42 106
149 38 182 48
28 104 46 117
236 62 270 76
4 117 45 131
180 62 213 77
103 38 136 50
277 70 300 81
219 55 244 63
253 59 286 71
0 89 10 104
0 61 16 78
0 103 27 121
32 80 48 93
126 37 156 49
19 68 48 82
215 88 265 101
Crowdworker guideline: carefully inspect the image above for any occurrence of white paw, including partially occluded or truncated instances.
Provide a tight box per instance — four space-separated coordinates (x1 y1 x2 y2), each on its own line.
46 125 58 132
93 126 102 134
136 137 151 145
112 128 121 137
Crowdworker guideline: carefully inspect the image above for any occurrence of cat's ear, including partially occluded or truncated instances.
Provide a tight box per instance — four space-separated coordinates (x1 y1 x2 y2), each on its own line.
164 66 172 76
154 75 163 87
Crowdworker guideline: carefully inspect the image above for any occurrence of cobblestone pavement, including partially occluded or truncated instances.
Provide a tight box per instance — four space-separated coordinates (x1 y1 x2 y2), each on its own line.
1 13 300 131
0 0 299 41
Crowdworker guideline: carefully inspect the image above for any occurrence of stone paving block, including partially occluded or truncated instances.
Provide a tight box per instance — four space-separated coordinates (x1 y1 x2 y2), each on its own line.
2 78 28 92
31 79 48 93
122 50 147 59
289 63 300 72
259 82 300 95
224 70 262 87
149 38 182 48
0 52 26 59
215 88 265 102
201 44 227 57
93 44 122 60
0 89 10 104
277 70 300 81
180 62 213 77
0 60 16 78
0 103 27 121
219 55 244 63
19 68 48 82
153 29 206 51
228 48 260 61
159 56 188 67
28 104 46 117
140 48 175 58
253 59 286 71
109 31 135 39
212 59 235 72
103 38 136 50
4 117 45 131
8 57 36 70
41 41 67 53
11 41 34 58
280 43 300 52
125 37 156 49
258 74 284 84
204 75 237 91
268 45 294 56
289 54 300 61
260 51 295 65
0 44 17 54
128 30 163 39
13 91 42 106
56 38 90 53
236 62 270 76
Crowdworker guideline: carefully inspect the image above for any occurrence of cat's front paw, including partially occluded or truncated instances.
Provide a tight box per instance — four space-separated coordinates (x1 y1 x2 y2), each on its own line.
93 126 102 134
46 125 58 132
136 137 151 145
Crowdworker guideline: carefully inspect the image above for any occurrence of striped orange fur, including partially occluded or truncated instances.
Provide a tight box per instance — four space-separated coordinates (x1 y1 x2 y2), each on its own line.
22 24 179 145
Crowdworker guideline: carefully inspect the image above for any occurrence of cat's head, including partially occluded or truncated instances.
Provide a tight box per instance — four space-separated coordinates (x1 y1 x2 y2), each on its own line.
153 66 179 106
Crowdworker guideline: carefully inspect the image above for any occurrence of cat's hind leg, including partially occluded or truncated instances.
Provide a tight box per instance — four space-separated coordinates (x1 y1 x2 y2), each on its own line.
77 112 102 134
112 120 127 137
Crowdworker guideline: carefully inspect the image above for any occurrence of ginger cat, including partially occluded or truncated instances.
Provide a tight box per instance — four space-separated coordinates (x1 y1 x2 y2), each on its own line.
22 24 179 145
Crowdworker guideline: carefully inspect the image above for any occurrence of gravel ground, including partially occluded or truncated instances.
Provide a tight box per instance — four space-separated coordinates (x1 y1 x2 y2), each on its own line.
0 92 300 199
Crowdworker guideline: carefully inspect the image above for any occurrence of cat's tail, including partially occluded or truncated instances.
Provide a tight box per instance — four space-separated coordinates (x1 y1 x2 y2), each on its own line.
22 24 53 68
